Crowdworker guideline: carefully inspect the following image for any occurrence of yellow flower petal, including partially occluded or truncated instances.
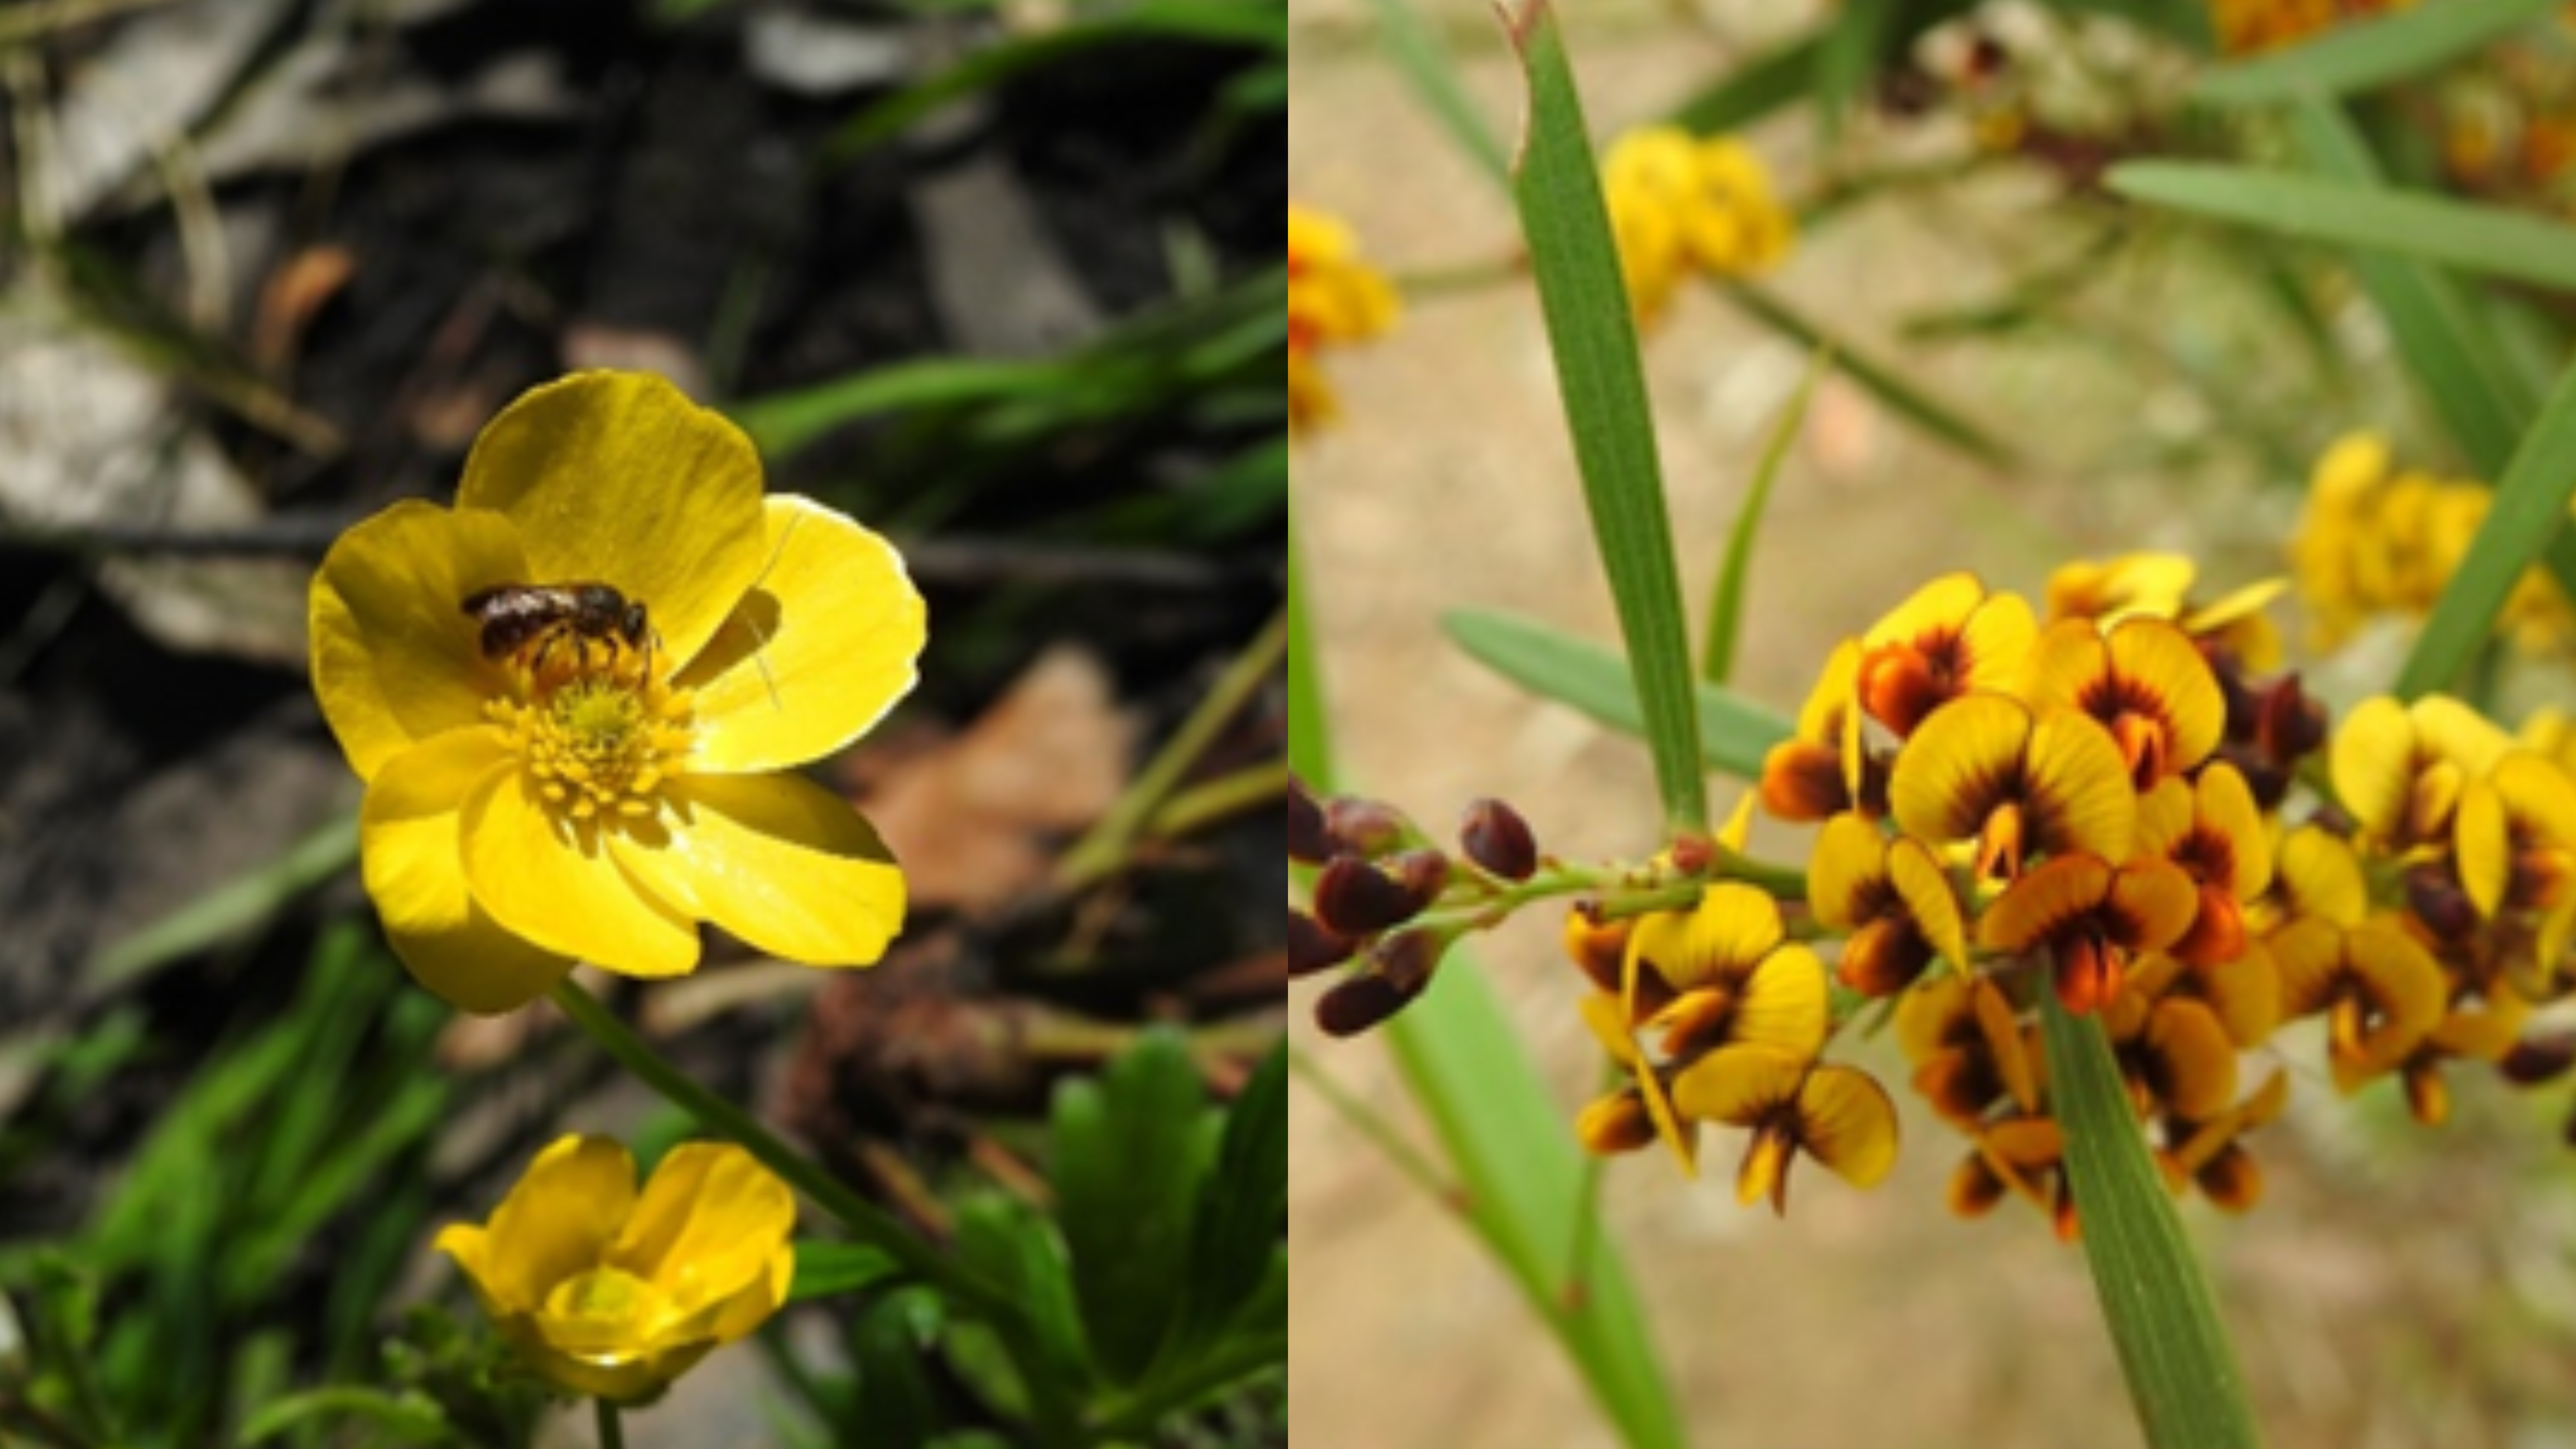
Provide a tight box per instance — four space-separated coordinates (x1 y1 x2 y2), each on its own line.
2201 938 2282 1048
1728 947 1830 1059
310 500 530 780
1891 693 2033 845
610 772 906 968
1672 1045 1806 1127
2145 998 2237 1122
1979 853 2112 953
2267 917 2344 1018
2023 709 2139 861
614 1143 796 1329
2199 763 2271 898
2275 825 2366 927
460 766 700 975
1889 835 1971 971
454 372 770 672
1795 1065 1899 1188
2105 618 2226 777
1634 882 1783 992
361 729 573 1013
1807 812 1886 930
440 1135 637 1314
2455 776 2510 918
2332 696 2416 843
679 497 927 774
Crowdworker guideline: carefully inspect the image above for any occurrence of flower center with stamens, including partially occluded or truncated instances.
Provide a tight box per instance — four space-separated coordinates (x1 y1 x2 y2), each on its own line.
487 655 694 826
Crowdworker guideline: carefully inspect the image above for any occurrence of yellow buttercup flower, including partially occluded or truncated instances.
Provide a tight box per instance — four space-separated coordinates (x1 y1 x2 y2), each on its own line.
1601 125 1794 326
310 371 922 1012
1288 203 1399 431
436 1135 795 1404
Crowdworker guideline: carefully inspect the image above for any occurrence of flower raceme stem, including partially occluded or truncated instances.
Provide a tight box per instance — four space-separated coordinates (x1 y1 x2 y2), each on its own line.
309 371 927 1013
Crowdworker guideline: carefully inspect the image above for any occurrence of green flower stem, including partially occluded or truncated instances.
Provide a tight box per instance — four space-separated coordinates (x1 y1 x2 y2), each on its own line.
547 978 1005 1318
1287 1044 1463 1214
1056 604 1287 891
594 1397 625 1449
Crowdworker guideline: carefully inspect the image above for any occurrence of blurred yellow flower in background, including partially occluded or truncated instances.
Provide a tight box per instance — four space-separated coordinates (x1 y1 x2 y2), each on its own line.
437 1135 795 1404
1601 125 1794 325
310 371 923 1013
1288 204 1400 431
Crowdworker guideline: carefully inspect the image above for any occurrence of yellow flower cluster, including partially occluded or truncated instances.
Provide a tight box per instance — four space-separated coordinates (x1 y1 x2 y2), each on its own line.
2289 431 2575 654
1574 552 2574 1228
2208 0 2412 55
1600 126 1794 326
1288 203 1400 432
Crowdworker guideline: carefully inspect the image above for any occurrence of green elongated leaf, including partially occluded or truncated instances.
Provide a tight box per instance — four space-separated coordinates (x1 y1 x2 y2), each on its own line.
2038 992 2261 1449
820 1 1282 164
1288 539 1686 1449
2056 0 2213 46
1505 0 1707 834
1717 280 2016 467
2191 0 2559 104
85 810 357 991
1050 1030 1209 1385
1364 0 1510 188
1445 606 1795 779
2107 163 2576 295
728 360 1071 459
953 1196 1090 1437
849 1290 944 1449
2283 100 2535 475
1669 30 1823 136
1175 1043 1287 1352
1704 353 1823 683
2396 358 2576 698
790 1242 903 1303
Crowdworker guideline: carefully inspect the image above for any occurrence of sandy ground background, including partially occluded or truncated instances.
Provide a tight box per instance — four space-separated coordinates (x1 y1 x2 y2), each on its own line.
1290 4 2576 1446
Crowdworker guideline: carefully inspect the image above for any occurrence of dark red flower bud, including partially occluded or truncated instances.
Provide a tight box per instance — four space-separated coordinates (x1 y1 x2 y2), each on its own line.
1460 798 1538 881
1324 796 1410 858
2258 674 2327 761
1315 973 1415 1037
2404 867 2479 943
2502 1031 2576 1086
1312 851 1446 936
1291 911 1356 977
1290 778 1333 863
1369 927 1442 995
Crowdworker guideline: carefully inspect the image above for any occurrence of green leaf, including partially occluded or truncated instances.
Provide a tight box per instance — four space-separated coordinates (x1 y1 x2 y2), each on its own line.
2396 359 2576 698
2038 992 2260 1449
2107 162 2576 295
1504 0 1707 834
1703 352 1823 683
234 1388 450 1445
1443 606 1795 779
84 811 358 992
1049 1030 1209 1385
1718 280 2016 467
1364 0 1510 188
953 1197 1090 1439
848 1290 944 1449
819 1 1283 164
2190 0 2560 104
790 1242 904 1303
1668 30 1823 136
1176 1043 1286 1349
2282 99 2536 474
1288 537 1685 1449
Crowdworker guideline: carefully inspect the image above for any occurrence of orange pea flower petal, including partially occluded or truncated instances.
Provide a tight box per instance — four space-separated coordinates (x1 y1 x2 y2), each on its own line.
2145 998 2238 1122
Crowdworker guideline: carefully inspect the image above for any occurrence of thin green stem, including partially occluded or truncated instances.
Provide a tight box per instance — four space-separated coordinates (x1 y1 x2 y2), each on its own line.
547 978 1005 1317
1145 759 1285 840
1057 605 1287 890
1287 1045 1463 1214
593 1397 625 1449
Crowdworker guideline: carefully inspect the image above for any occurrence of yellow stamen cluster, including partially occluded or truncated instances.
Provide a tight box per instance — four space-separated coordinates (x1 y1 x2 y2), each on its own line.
1600 125 1794 327
489 651 696 828
2290 431 2575 655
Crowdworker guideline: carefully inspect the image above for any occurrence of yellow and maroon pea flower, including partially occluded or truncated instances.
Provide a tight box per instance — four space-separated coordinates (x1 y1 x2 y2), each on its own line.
1760 638 1885 822
2332 694 2513 855
1807 811 1971 996
2020 616 2225 792
310 372 920 1013
1600 126 1794 327
2097 961 2239 1124
2454 751 2576 977
1978 851 2199 1016
2269 914 2448 1092
1948 1113 2077 1240
2127 942 2281 1051
1671 1047 1898 1213
2136 762 2272 969
435 1135 794 1404
1895 971 2041 1129
2397 981 2536 1127
2157 1068 2289 1212
2044 551 2287 673
2258 823 2369 934
1889 694 2137 884
1287 203 1400 433
1856 573 2037 740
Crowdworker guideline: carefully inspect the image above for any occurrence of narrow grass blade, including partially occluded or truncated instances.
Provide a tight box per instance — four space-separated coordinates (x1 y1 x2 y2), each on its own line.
2283 99 2536 475
1717 280 2016 468
1288 540 1689 1449
1443 608 1793 780
1504 0 1707 833
1702 352 1822 684
2191 0 2559 105
1364 0 1510 188
2107 163 2576 295
84 811 358 992
2038 992 2262 1449
2395 358 2576 698
1668 30 1822 137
